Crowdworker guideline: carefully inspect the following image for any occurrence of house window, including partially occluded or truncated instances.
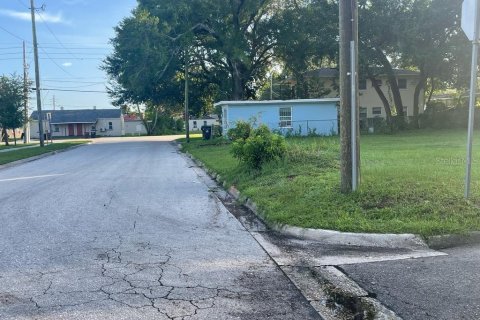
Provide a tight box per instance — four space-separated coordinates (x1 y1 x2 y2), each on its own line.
193 121 197 129
359 107 367 119
108 122 113 130
359 79 367 90
398 79 407 89
279 107 292 128
373 79 382 87
372 107 382 116
54 125 60 132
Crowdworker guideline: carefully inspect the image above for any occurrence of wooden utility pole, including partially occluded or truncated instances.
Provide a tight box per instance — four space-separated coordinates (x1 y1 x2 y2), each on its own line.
184 51 190 143
339 0 360 193
22 41 30 144
30 0 44 147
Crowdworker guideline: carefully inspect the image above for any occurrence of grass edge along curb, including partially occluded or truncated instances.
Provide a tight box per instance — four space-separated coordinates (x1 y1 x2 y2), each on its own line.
0 143 90 170
178 141 480 249
179 144 430 249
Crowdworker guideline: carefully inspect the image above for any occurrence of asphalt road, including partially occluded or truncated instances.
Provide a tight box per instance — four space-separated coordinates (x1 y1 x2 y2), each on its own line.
341 243 480 320
0 137 319 320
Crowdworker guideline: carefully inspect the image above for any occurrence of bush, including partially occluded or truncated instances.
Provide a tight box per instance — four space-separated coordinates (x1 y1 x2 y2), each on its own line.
212 124 222 137
175 119 184 132
231 124 286 169
227 120 252 141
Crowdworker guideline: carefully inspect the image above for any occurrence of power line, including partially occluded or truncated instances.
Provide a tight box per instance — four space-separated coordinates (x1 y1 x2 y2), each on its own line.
37 12 83 61
38 46 76 77
0 25 28 42
32 87 108 93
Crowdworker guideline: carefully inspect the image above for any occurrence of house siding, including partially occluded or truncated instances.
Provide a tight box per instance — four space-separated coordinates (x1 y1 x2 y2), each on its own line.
124 120 147 135
218 99 338 136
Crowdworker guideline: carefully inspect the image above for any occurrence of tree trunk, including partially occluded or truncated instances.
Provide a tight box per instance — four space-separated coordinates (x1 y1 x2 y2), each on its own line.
367 69 392 124
13 130 17 146
1 128 9 146
375 48 405 121
231 61 244 100
413 71 427 129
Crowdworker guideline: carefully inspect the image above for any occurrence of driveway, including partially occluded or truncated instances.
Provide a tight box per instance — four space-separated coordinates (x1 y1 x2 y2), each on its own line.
0 136 319 319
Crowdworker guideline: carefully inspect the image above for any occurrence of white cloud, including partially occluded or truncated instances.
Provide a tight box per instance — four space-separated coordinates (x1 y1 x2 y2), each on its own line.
62 62 73 67
0 9 68 24
62 0 89 5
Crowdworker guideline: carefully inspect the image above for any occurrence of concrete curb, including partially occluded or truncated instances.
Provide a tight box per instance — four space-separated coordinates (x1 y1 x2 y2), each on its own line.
0 143 90 171
176 141 479 250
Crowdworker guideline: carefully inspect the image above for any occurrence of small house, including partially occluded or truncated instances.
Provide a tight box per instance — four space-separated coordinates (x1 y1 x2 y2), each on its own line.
215 99 339 136
30 109 124 138
189 115 219 132
124 114 148 135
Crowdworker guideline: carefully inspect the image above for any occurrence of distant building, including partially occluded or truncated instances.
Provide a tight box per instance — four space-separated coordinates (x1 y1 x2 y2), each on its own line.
189 115 219 132
123 114 148 135
30 109 124 138
288 68 425 129
216 99 339 136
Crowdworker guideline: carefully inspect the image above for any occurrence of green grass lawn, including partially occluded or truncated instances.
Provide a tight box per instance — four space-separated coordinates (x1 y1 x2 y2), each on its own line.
0 143 36 150
180 130 480 236
0 141 89 165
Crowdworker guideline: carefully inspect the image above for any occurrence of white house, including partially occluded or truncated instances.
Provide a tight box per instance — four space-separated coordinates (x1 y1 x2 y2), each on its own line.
124 114 148 135
215 99 339 136
30 109 124 138
189 115 219 132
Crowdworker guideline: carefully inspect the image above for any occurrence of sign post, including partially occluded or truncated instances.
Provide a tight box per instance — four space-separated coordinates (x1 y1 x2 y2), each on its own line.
462 0 480 198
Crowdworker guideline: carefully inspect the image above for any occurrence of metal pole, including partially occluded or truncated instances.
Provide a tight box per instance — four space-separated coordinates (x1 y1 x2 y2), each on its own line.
30 0 44 147
184 50 190 143
270 74 273 100
351 40 358 191
22 41 30 144
465 0 480 198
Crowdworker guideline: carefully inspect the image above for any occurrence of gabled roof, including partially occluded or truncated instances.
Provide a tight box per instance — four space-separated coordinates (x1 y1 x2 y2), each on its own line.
30 109 122 124
303 68 420 78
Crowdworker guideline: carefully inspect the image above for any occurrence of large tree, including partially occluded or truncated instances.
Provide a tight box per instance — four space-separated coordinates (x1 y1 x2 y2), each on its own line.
0 75 24 146
397 0 469 127
105 0 280 112
273 0 338 98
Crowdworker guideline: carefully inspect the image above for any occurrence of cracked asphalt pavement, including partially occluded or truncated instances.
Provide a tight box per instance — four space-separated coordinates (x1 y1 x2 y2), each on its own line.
0 137 320 320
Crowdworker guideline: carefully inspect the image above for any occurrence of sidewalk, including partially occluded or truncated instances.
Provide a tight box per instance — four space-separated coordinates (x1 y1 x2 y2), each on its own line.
182 145 480 319
0 144 40 153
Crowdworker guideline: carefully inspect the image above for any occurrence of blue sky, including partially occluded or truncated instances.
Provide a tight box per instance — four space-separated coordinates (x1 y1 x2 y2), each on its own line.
0 0 137 112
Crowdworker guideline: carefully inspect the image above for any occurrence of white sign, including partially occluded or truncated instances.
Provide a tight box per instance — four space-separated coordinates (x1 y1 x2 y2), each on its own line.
462 0 478 41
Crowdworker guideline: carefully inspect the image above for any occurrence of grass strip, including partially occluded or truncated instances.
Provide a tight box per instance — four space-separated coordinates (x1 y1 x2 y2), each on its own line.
0 141 89 165
180 130 480 236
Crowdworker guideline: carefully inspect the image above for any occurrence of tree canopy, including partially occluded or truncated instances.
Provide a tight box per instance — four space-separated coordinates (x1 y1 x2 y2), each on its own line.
0 75 24 145
104 0 471 127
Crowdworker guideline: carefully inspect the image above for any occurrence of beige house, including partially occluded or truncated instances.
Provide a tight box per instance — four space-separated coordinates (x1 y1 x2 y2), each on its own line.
30 109 124 139
300 68 425 128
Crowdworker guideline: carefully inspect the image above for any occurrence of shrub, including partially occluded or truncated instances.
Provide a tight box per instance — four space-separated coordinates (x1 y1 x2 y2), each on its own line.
231 124 286 169
175 119 184 132
212 124 223 138
227 120 252 141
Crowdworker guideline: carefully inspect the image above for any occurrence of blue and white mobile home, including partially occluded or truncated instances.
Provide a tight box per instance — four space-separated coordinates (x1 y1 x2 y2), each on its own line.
215 99 339 136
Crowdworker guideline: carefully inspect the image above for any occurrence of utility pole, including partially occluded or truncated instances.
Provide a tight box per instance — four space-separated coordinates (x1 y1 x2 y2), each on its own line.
22 41 30 144
339 0 360 192
463 0 480 198
270 74 273 100
30 0 44 147
184 51 190 143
